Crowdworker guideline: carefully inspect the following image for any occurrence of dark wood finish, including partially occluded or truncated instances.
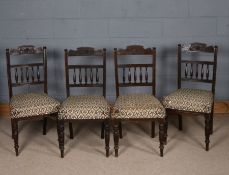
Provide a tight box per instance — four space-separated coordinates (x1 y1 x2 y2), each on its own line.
58 47 110 158
58 120 65 158
159 121 165 157
65 47 106 97
118 122 123 139
12 119 19 156
69 122 73 139
151 121 155 138
178 114 182 130
114 45 156 96
6 45 52 156
104 121 110 157
6 46 47 96
113 45 166 157
164 115 168 145
178 43 217 91
205 114 211 151
101 122 105 139
167 43 218 151
113 121 119 157
43 117 47 135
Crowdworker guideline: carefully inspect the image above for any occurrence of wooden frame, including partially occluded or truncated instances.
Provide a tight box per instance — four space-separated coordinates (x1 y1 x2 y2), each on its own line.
57 47 110 158
6 45 52 156
113 45 166 157
165 43 218 151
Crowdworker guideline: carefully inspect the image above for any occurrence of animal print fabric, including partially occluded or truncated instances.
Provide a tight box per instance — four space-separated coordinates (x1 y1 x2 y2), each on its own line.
112 94 165 119
162 88 213 113
58 95 110 120
10 93 60 118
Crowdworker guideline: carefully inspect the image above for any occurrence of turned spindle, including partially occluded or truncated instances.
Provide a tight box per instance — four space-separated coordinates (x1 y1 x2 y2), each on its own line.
96 68 99 83
122 68 125 83
90 68 93 84
26 67 29 82
73 68 76 84
37 66 40 81
134 67 137 83
15 68 18 83
79 68 82 84
128 68 131 83
145 67 148 82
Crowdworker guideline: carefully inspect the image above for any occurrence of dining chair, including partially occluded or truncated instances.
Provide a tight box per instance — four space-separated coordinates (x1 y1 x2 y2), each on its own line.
6 45 60 156
57 47 110 158
162 43 218 151
111 45 166 157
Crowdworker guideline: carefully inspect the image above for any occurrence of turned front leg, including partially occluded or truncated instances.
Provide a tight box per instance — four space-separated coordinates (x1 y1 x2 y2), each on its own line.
104 121 110 157
12 119 19 156
58 120 65 158
113 121 120 157
159 122 165 157
205 114 211 151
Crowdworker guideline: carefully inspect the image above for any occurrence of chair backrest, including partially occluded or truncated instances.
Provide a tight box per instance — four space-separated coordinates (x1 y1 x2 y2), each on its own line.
65 47 106 97
178 43 218 94
114 45 156 97
6 45 47 99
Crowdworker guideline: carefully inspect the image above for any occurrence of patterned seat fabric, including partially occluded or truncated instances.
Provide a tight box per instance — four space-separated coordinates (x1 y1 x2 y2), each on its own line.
162 88 213 114
112 94 165 119
58 95 110 120
10 93 60 118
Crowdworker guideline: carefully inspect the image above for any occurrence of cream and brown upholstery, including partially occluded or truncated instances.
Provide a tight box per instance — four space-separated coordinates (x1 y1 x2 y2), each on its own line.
162 88 213 114
112 45 166 157
10 93 60 119
113 94 165 119
6 45 60 156
57 47 110 158
58 95 110 120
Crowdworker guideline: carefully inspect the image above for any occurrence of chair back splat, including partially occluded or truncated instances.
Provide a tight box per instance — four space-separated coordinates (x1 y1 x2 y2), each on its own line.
65 47 106 97
178 43 218 95
6 45 47 99
114 45 156 97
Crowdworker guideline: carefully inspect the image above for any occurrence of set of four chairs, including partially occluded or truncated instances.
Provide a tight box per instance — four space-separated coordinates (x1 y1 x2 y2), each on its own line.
6 43 218 158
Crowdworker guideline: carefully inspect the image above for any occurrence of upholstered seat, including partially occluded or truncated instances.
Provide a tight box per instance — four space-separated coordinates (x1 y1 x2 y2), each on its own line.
112 94 165 119
162 88 213 114
58 95 110 120
10 93 60 118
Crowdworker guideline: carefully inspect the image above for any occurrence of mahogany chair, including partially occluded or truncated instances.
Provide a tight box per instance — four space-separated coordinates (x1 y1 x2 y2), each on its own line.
162 43 218 151
112 45 166 157
57 47 110 158
6 45 60 156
